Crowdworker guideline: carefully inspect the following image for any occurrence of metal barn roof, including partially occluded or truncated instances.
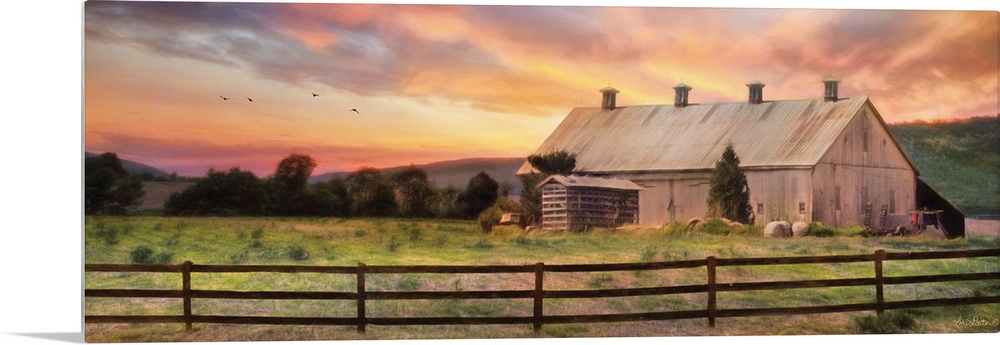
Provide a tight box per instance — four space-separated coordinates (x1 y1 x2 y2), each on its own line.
538 175 644 191
518 96 874 175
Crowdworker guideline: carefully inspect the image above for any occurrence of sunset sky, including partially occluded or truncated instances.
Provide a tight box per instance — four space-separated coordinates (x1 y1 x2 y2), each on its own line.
83 1 999 177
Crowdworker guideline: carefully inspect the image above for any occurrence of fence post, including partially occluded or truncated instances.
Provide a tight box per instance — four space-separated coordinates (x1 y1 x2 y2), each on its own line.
706 256 717 328
357 262 367 334
874 249 885 315
533 262 544 333
182 261 193 331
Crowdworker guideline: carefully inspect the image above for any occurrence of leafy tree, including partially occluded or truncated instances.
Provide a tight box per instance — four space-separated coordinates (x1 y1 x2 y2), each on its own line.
478 196 525 233
345 167 397 217
457 171 499 218
519 150 577 225
517 173 546 225
393 165 436 218
432 185 463 218
309 177 351 217
706 144 754 224
164 167 266 216
527 150 577 175
85 152 145 215
270 153 317 214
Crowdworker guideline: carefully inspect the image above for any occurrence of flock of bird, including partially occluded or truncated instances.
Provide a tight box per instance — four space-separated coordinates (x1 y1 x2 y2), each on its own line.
218 93 359 114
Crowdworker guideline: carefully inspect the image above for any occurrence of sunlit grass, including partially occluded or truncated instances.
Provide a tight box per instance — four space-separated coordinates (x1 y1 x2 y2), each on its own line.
84 216 1000 341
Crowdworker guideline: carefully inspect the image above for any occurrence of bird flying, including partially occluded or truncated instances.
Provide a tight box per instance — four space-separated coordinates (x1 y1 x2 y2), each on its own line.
351 109 360 114
247 97 253 102
219 95 229 100
311 92 319 97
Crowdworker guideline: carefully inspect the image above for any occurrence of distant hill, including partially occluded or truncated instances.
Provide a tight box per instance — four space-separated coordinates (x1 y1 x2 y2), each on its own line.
85 152 175 179
889 116 1000 216
310 157 526 194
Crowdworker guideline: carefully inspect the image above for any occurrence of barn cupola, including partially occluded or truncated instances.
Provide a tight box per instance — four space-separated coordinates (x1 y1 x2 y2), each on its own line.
823 77 840 102
673 82 692 107
746 79 765 104
599 86 620 110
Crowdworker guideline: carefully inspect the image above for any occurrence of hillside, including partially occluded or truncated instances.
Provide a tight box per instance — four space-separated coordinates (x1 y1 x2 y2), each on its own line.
85 152 175 180
99 114 1000 217
310 157 526 193
889 116 1000 216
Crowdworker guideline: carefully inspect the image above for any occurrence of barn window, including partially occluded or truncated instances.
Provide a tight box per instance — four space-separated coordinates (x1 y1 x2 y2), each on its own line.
799 202 806 214
835 186 842 211
757 203 764 214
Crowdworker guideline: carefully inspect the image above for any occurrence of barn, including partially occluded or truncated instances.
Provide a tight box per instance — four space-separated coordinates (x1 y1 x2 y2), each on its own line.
538 175 642 232
517 79 965 237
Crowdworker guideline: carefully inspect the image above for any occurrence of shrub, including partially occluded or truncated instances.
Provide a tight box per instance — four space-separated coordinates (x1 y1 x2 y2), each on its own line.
699 218 732 235
660 221 694 236
401 223 422 242
153 251 175 264
386 236 402 252
285 245 310 261
467 238 494 250
641 246 658 262
397 276 422 291
587 273 616 289
477 206 504 233
251 227 265 240
130 246 155 264
809 222 837 237
477 197 525 233
229 250 249 264
853 311 917 334
95 227 119 245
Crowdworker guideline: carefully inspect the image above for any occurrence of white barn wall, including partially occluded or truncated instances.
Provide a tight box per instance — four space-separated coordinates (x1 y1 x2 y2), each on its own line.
745 168 813 224
606 172 711 226
813 102 917 227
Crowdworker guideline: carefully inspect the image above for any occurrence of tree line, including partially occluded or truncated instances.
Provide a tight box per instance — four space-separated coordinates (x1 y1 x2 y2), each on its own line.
84 152 505 221
85 147 755 229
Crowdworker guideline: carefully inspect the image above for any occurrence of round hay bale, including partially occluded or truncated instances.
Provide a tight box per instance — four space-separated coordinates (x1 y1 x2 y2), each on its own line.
792 221 810 237
763 221 790 238
686 217 704 228
728 221 743 227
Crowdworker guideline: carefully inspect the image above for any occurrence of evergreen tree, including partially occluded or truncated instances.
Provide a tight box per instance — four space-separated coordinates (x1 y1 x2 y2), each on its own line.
706 144 754 224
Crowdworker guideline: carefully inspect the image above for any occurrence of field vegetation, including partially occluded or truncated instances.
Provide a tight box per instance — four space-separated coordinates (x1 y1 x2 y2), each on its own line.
890 116 1000 216
84 216 1000 342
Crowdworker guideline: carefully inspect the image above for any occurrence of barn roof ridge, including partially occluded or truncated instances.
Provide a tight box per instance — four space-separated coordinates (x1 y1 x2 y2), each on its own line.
517 95 879 175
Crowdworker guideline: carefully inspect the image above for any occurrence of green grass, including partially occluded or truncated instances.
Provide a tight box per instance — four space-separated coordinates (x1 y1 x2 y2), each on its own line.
84 216 1000 342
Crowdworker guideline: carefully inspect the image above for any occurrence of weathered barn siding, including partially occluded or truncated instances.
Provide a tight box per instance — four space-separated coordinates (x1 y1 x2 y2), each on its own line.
539 175 641 231
519 90 930 229
812 102 917 227
745 168 813 224
609 168 811 226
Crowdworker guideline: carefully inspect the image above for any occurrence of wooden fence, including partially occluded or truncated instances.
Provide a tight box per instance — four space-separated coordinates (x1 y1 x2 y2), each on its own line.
85 248 1000 333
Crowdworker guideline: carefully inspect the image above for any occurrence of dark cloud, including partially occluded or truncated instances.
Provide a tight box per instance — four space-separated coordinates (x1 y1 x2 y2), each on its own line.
85 3 998 119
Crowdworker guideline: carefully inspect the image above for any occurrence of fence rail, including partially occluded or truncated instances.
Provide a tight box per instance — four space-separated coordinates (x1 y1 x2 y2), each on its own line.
85 248 1000 333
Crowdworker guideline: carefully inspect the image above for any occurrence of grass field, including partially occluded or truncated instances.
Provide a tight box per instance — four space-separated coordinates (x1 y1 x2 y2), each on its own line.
83 216 1000 342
